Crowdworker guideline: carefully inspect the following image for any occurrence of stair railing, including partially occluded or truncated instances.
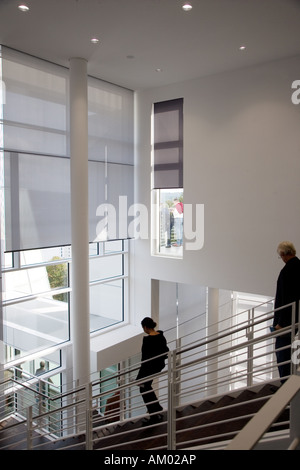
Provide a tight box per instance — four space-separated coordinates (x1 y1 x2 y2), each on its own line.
226 367 300 450
0 301 298 450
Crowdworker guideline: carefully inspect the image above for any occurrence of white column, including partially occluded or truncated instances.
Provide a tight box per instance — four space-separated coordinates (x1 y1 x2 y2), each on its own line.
69 58 90 385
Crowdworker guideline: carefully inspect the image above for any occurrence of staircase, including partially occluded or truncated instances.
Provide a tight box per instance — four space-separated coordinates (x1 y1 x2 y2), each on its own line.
1 300 298 450
90 383 289 451
175 384 288 449
0 382 288 451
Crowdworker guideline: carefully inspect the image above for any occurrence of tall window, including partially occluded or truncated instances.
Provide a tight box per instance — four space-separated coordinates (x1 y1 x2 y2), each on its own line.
0 47 133 252
152 98 183 257
1 240 128 363
0 46 133 364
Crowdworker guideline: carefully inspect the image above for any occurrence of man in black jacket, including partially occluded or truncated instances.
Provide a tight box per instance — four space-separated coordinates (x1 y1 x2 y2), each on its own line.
273 241 300 383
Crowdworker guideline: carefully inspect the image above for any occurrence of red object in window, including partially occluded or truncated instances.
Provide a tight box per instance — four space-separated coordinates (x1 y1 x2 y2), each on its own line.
176 202 183 214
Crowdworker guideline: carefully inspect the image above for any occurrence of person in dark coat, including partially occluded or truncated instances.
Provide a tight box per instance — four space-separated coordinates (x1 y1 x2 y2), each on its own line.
273 241 300 383
136 317 169 425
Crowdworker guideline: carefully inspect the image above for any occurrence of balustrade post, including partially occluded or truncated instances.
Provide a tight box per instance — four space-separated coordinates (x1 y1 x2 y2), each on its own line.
175 338 181 407
27 405 33 450
119 363 126 422
290 366 300 449
85 382 93 450
246 308 254 387
167 350 176 450
291 302 297 376
206 287 219 395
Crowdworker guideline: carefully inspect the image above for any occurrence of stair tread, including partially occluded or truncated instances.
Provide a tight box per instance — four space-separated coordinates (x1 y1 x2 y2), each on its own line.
0 383 289 450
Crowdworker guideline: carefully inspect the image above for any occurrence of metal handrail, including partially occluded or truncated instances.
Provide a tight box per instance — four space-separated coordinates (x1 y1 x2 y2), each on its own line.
0 301 298 450
226 371 300 450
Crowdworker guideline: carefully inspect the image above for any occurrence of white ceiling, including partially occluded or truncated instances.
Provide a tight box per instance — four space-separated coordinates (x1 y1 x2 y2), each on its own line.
1 0 300 90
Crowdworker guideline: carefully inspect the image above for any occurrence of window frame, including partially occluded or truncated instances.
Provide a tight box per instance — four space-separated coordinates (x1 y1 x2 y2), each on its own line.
153 98 183 190
152 98 184 258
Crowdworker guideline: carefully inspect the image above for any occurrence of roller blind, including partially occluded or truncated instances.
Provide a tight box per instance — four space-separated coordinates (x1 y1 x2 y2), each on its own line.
1 46 134 252
153 98 183 189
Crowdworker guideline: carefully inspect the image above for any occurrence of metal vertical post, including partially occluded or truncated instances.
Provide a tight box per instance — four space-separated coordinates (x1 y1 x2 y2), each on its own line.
289 366 300 449
175 337 181 407
85 382 93 450
247 308 254 387
27 405 33 450
291 302 296 375
206 287 219 396
167 350 177 450
119 361 126 422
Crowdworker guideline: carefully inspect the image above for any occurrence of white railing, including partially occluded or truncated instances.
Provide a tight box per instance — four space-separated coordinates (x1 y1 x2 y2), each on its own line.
227 369 300 450
0 302 299 450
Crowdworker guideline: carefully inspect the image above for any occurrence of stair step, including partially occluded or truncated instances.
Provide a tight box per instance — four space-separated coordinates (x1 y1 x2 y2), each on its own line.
177 400 214 421
176 386 286 449
94 415 167 451
0 383 290 450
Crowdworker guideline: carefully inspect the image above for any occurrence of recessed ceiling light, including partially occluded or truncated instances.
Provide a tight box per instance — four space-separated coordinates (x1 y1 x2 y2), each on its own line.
18 4 30 12
91 38 100 44
239 45 246 51
155 68 163 72
182 2 193 11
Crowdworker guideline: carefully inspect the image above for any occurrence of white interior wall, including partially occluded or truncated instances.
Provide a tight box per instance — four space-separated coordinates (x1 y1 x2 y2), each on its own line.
133 54 300 325
158 281 207 345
